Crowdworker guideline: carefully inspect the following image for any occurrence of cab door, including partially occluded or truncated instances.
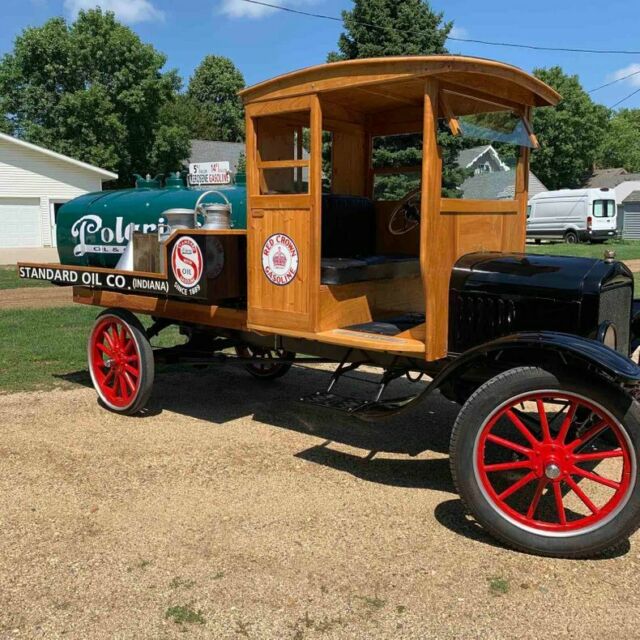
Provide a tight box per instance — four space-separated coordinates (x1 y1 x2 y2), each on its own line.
245 96 322 333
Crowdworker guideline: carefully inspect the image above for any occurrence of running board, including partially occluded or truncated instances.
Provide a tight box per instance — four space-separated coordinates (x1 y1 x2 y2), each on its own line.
298 391 419 421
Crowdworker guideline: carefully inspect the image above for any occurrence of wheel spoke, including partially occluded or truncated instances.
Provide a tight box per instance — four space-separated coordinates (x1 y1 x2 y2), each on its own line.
536 399 552 443
571 466 621 490
552 482 566 525
565 475 599 515
103 329 116 350
124 338 135 354
497 471 537 501
506 409 540 447
556 401 578 444
103 368 115 386
116 374 126 399
483 460 534 473
124 364 139 377
526 478 547 519
123 371 136 394
574 449 623 462
96 342 114 357
486 433 533 457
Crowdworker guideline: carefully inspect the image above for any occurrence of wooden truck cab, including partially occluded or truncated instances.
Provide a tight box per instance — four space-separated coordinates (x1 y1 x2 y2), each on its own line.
240 56 559 360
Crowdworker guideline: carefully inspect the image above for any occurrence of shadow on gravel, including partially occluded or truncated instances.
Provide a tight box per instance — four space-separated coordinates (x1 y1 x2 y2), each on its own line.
49 363 634 557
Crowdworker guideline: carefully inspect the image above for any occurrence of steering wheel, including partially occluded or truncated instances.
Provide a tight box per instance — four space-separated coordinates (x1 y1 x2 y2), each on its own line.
388 187 421 236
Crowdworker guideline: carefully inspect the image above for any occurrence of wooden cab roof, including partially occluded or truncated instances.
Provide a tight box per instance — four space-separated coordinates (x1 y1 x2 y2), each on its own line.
240 56 561 115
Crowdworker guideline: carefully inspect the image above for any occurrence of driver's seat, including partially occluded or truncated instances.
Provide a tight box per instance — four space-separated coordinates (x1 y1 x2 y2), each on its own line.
320 194 420 285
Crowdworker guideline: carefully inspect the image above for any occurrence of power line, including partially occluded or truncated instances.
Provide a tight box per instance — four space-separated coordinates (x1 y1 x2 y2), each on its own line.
589 68 640 93
611 86 640 109
239 0 640 55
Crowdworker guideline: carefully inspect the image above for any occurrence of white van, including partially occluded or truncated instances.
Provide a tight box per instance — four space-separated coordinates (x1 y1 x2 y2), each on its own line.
527 188 617 244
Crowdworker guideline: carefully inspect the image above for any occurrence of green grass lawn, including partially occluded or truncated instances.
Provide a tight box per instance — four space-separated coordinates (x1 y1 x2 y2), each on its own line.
526 239 640 261
0 266 51 290
0 306 184 393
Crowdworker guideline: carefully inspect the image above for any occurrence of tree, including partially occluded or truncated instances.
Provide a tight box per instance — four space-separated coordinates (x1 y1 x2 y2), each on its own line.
186 55 245 142
0 9 190 186
328 0 466 198
329 0 451 60
596 109 640 173
531 67 609 190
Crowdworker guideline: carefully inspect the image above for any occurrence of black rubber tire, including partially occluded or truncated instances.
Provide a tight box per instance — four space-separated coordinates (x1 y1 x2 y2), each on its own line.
534 239 542 245
449 366 640 558
564 230 579 244
88 308 154 415
235 346 295 380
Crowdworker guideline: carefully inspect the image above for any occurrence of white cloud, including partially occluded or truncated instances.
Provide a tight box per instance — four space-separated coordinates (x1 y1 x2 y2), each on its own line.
610 63 640 88
64 0 165 24
219 0 319 20
449 25 468 39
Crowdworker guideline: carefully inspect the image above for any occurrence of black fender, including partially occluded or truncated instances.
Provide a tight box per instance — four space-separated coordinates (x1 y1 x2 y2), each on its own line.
434 331 640 395
354 331 640 421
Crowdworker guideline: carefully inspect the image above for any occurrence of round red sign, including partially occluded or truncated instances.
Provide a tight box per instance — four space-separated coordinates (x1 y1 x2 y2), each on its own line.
262 234 299 286
171 236 203 289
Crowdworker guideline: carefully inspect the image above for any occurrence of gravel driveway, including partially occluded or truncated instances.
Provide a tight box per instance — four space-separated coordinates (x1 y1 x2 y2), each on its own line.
1 365 639 639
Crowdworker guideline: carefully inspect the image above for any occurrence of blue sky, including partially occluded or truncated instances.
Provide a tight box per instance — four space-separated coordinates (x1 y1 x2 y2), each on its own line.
3 0 640 109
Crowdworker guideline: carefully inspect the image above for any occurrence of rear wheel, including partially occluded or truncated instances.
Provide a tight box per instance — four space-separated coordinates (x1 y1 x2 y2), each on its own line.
450 367 640 557
564 230 579 244
235 345 295 380
88 309 154 415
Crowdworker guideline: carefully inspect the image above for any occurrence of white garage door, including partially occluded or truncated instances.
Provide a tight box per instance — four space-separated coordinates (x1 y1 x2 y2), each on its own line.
0 197 41 248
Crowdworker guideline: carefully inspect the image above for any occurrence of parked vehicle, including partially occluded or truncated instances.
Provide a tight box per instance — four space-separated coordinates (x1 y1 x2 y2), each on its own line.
18 56 640 558
527 188 618 244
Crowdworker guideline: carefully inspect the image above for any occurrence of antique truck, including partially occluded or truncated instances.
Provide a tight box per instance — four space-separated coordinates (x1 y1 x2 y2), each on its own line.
20 56 640 558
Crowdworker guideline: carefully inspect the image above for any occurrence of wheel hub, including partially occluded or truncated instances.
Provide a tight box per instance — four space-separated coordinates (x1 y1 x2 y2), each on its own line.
544 462 561 480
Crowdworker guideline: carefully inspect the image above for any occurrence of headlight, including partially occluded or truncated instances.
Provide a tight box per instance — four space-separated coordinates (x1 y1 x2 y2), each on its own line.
597 322 617 350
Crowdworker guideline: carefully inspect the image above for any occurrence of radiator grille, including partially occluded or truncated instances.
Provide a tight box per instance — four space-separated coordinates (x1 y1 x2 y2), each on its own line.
599 285 632 355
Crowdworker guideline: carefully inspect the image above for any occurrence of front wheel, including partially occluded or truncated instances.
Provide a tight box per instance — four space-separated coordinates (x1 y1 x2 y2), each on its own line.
88 309 154 415
450 367 640 557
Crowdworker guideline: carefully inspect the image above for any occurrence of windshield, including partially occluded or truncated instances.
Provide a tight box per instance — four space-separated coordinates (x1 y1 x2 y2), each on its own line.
593 200 616 218
458 112 536 149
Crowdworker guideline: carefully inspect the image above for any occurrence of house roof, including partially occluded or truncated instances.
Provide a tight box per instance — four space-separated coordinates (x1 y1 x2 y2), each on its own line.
0 132 118 180
461 170 547 200
584 168 640 189
456 145 492 168
623 191 640 204
188 140 244 172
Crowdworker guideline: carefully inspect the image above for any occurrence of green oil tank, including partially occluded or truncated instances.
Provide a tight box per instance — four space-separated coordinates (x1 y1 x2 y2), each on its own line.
56 174 247 268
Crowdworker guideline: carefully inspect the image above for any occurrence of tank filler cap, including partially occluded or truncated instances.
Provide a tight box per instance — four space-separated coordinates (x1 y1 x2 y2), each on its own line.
604 249 616 264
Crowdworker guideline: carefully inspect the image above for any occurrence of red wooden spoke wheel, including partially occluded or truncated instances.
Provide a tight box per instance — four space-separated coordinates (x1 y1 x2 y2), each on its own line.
450 367 640 557
475 392 634 535
88 309 154 414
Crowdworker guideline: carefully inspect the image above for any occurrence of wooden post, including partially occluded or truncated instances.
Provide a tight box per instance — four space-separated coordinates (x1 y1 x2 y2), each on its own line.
513 104 532 251
421 79 453 361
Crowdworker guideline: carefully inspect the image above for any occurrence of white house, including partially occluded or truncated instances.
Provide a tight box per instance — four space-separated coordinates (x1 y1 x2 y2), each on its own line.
0 133 117 249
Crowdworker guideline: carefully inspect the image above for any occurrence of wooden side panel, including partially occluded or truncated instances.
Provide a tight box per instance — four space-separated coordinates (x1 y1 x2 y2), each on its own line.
332 128 367 196
248 208 314 330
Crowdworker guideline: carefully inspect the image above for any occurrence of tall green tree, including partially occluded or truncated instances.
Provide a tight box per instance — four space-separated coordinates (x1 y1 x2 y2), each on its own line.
596 108 640 173
0 9 190 186
329 0 451 60
531 67 609 189
186 55 245 142
328 0 467 198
